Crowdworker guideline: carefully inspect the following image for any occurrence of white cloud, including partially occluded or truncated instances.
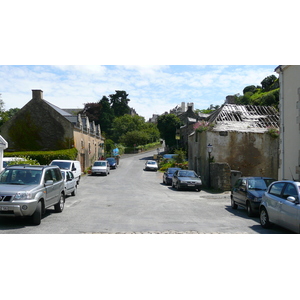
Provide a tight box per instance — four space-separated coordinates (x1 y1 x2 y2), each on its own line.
0 65 278 120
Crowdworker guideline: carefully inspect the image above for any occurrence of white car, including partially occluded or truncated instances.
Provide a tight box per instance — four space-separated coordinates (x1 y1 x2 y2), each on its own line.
91 160 110 176
61 170 77 196
50 160 82 185
145 160 158 171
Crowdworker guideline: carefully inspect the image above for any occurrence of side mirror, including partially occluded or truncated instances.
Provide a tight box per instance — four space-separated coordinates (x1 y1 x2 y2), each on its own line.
287 196 299 204
72 167 76 171
45 180 54 186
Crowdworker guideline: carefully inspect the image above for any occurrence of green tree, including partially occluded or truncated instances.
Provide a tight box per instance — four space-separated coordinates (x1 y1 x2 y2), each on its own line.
119 130 150 146
142 122 160 143
109 90 131 117
157 114 181 149
111 114 145 142
261 75 277 92
98 96 115 136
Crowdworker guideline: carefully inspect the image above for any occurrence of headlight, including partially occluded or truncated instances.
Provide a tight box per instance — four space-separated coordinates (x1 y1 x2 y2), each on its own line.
253 197 262 202
13 192 32 200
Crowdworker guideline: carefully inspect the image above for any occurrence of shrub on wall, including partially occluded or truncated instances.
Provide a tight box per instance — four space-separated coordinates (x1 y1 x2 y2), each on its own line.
4 148 78 165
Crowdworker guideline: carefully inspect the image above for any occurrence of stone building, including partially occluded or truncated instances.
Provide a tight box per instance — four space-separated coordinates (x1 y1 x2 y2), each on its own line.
0 89 104 171
188 103 280 190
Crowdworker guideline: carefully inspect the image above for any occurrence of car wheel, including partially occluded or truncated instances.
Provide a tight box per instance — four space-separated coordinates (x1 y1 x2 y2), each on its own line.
54 193 65 213
71 185 77 196
231 197 238 209
31 201 42 225
196 188 201 192
172 181 175 188
246 201 254 217
176 183 181 191
260 207 271 228
163 177 166 184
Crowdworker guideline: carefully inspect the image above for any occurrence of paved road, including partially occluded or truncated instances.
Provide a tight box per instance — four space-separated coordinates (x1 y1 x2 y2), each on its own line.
0 149 291 234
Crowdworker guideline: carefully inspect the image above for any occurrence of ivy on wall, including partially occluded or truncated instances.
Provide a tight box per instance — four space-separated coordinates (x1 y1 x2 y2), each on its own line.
8 111 42 150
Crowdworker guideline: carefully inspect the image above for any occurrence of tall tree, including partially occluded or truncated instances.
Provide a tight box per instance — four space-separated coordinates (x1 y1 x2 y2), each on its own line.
109 90 131 117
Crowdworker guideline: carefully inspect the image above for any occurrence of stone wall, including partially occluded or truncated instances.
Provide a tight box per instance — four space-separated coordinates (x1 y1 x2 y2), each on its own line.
210 162 231 191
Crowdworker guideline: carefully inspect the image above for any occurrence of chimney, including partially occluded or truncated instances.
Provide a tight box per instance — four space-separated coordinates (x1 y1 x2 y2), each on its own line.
32 89 43 100
225 95 235 104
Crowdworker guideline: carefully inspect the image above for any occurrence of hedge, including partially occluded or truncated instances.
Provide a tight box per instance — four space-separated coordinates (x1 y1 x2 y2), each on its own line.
4 148 78 165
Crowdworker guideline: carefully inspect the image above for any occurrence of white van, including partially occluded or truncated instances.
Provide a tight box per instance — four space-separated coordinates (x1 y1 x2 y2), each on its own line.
50 160 82 185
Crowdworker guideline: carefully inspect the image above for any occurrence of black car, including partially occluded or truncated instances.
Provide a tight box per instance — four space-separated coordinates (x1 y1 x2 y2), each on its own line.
163 167 181 185
231 177 276 217
106 157 117 169
172 170 202 192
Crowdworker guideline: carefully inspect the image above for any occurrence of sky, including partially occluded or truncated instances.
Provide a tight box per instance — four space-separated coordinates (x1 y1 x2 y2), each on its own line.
0 65 278 120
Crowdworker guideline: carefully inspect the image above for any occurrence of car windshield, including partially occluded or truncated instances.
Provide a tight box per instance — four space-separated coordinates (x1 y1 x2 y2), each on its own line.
94 161 106 166
178 170 196 177
247 178 275 190
107 158 116 163
147 161 156 165
168 168 180 174
0 169 42 185
51 161 71 170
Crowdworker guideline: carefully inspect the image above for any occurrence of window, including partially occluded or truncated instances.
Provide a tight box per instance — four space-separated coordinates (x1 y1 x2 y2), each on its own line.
282 183 298 199
269 182 285 197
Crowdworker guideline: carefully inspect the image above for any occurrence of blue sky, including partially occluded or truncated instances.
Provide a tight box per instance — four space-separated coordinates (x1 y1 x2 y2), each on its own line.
0 65 278 121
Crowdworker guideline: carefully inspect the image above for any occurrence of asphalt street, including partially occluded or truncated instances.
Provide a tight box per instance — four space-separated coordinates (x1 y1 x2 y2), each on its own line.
0 149 291 234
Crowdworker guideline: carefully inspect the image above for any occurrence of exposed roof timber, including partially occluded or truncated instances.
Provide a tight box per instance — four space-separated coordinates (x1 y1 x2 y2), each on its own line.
207 104 279 128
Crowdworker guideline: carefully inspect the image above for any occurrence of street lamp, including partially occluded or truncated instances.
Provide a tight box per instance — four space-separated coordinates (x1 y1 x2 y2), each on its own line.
207 144 213 188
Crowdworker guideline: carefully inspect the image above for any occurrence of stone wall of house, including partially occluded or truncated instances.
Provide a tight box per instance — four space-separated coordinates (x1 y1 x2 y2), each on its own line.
1 94 74 151
188 130 279 188
73 129 103 171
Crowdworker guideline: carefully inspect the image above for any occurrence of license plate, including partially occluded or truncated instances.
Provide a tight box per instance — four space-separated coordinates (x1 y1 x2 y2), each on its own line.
187 184 195 187
0 206 8 211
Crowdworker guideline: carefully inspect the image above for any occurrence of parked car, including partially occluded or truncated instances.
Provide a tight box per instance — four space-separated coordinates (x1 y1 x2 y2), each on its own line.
50 160 82 185
61 170 77 197
91 160 110 176
163 167 181 185
0 164 65 225
106 157 117 169
145 160 158 171
163 154 178 160
260 180 300 233
231 177 276 216
172 170 202 191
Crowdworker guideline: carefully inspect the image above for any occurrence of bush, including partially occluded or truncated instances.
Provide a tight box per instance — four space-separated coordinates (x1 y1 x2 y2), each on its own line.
4 148 78 165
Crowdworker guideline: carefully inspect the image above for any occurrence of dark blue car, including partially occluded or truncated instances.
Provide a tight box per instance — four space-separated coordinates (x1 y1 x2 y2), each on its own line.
163 167 181 185
231 177 276 217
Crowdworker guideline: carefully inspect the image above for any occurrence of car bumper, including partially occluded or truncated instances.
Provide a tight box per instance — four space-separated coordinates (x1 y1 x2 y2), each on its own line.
250 201 261 212
146 167 158 171
178 183 202 190
0 200 37 217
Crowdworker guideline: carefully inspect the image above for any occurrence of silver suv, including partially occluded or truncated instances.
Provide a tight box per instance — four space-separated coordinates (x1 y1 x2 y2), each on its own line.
0 165 65 225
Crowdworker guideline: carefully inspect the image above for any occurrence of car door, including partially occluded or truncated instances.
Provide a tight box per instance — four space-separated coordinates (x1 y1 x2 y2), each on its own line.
44 169 57 207
172 170 179 186
265 182 286 224
65 171 74 194
232 179 246 205
279 183 300 233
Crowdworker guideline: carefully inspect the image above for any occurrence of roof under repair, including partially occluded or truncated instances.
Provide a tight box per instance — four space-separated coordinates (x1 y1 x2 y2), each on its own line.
207 104 279 132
